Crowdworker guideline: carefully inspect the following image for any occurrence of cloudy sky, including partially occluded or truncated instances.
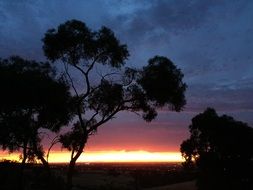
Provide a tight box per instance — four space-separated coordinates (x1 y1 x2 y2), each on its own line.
0 0 252 153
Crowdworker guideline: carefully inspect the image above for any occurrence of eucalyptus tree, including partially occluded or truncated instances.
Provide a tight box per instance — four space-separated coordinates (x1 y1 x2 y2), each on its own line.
0 56 73 170
181 108 253 190
43 19 187 189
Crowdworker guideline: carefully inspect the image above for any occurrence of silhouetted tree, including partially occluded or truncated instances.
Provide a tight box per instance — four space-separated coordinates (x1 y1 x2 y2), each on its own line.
181 108 253 190
0 56 73 172
42 19 187 190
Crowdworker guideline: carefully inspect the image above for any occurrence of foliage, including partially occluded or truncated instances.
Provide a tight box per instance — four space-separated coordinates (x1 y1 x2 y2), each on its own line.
0 56 73 162
181 108 253 190
42 19 187 150
0 161 65 190
42 19 187 189
138 56 186 111
43 20 129 67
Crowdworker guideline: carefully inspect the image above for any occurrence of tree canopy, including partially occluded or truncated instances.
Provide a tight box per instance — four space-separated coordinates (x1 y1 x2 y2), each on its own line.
181 108 253 190
0 56 73 164
42 19 187 189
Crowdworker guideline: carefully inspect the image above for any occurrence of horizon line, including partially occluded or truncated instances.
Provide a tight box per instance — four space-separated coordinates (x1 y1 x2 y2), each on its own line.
0 150 184 163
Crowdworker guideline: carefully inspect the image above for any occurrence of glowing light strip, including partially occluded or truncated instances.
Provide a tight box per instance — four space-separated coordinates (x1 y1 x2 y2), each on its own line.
0 150 183 163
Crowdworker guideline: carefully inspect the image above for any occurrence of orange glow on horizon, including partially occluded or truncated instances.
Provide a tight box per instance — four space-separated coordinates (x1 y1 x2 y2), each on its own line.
0 150 183 163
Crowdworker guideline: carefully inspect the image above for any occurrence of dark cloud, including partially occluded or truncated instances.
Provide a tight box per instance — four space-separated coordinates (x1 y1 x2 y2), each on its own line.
0 0 252 110
111 0 250 42
0 0 253 152
0 0 111 59
187 83 253 110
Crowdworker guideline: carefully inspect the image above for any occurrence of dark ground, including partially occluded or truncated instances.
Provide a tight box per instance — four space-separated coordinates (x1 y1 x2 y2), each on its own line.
0 161 196 190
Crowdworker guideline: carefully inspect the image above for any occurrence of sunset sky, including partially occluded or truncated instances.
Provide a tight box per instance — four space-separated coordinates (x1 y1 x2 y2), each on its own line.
0 0 253 162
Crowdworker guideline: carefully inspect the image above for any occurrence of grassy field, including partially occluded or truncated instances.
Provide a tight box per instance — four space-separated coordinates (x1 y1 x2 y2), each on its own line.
0 161 196 190
145 181 196 190
71 172 197 190
71 171 197 190
57 162 197 190
72 170 135 190
70 170 196 190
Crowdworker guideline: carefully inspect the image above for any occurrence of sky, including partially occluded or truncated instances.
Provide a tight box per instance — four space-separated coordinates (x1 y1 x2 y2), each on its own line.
0 0 253 161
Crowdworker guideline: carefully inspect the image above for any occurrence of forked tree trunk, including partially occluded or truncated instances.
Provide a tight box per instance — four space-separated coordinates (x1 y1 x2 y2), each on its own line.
31 139 51 176
38 154 51 175
66 138 87 190
20 142 28 190
21 145 28 166
66 160 75 190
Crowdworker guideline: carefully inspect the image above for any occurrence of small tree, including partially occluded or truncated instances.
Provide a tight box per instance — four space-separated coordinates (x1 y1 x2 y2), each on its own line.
180 108 253 190
42 19 187 189
0 56 73 170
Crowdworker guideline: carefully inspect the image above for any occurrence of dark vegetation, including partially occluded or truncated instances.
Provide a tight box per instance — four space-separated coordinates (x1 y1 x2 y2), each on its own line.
0 19 187 190
181 108 253 190
0 161 196 190
1 18 252 190
42 19 186 190
64 162 195 189
0 160 65 190
0 56 73 170
130 166 196 188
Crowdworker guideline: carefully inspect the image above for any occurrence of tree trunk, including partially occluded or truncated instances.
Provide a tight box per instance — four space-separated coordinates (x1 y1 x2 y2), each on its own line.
21 144 28 166
38 154 51 175
19 142 28 190
66 160 75 190
66 137 87 190
31 138 51 176
66 104 88 190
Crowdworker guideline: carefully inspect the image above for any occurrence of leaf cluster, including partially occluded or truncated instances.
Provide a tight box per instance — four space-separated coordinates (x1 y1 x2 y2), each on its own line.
42 20 188 152
181 108 253 189
0 56 74 157
43 19 129 67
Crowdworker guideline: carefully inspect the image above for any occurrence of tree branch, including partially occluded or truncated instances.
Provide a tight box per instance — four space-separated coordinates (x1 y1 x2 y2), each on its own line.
87 105 123 135
86 111 99 127
14 142 33 151
73 64 90 102
71 149 75 160
46 135 60 162
74 52 106 102
64 62 79 97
